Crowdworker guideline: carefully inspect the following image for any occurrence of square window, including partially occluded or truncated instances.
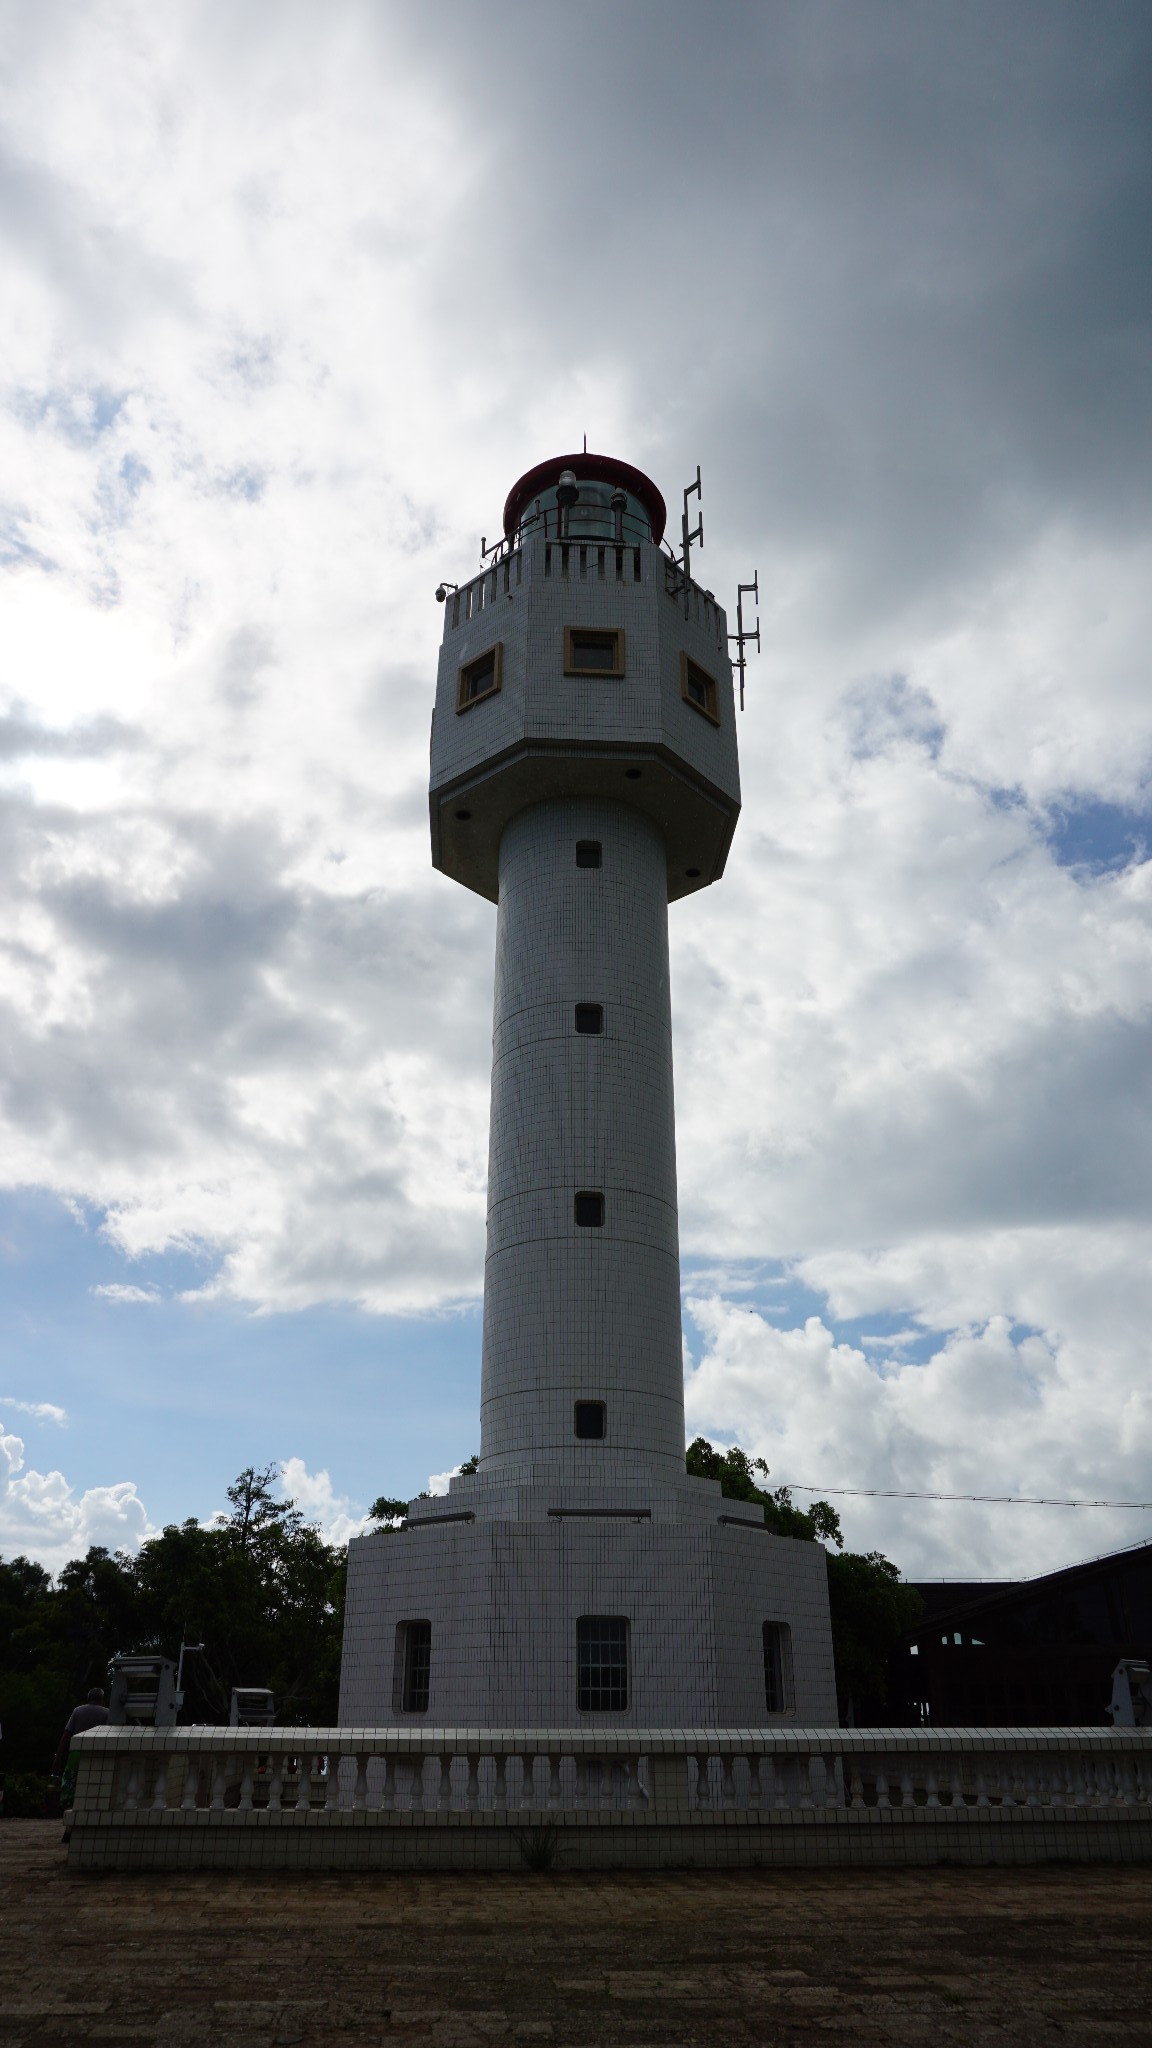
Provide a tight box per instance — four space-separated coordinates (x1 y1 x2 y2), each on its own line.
565 626 624 677
575 840 602 868
762 1622 795 1714
574 1003 603 1035
577 1616 629 1711
574 1191 604 1228
456 643 503 713
394 1620 432 1714
680 653 720 725
574 1400 606 1439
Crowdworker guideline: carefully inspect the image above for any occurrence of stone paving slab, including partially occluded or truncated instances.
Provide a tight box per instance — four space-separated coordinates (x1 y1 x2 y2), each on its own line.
3 1820 1152 2046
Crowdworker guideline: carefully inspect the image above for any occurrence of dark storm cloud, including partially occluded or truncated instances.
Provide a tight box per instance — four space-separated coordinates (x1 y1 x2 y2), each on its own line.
401 0 1152 615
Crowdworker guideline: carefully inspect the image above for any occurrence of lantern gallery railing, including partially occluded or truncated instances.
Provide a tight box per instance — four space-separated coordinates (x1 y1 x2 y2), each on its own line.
445 539 727 652
68 1727 1152 1871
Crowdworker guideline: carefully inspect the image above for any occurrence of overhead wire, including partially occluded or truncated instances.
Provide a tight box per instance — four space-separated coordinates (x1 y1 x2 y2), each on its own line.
775 1483 1152 1509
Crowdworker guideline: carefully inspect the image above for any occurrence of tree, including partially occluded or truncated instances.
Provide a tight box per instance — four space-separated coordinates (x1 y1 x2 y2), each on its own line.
685 1436 923 1722
686 1437 843 1545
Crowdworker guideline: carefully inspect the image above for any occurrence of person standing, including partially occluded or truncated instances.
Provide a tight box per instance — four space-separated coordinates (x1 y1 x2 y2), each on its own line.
51 1687 109 1809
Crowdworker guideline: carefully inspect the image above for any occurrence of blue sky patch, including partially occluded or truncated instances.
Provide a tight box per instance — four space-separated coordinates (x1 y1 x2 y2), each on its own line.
1043 795 1151 875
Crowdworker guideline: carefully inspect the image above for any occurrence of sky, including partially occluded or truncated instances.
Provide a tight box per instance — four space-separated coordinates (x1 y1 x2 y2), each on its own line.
1 0 1151 1583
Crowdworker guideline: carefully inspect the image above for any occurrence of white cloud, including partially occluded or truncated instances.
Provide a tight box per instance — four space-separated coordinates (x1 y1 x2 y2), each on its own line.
0 1396 67 1423
684 1289 1152 1580
0 1 1149 1580
278 1456 369 1546
0 1429 153 1572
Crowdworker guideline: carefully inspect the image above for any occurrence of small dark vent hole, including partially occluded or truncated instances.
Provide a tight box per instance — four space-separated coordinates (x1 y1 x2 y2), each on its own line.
574 1191 605 1228
575 1003 603 1035
574 1401 606 1440
575 840 602 868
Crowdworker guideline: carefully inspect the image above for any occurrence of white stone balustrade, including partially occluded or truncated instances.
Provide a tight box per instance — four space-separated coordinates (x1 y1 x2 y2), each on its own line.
67 1726 1152 1872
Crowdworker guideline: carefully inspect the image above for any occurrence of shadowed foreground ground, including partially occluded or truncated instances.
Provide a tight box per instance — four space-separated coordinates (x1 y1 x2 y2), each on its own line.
2 1823 1151 2046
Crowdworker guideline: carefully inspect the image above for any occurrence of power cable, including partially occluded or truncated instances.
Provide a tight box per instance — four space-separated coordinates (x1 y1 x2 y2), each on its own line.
776 1483 1152 1509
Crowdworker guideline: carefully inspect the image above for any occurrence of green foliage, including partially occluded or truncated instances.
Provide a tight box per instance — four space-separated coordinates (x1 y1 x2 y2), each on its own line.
826 1548 925 1721
686 1436 844 1546
368 1496 409 1524
1 1772 54 1818
0 1464 347 1785
686 1437 924 1721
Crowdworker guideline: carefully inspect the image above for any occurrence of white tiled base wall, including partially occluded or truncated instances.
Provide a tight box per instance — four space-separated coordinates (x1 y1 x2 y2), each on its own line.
338 1479 838 1728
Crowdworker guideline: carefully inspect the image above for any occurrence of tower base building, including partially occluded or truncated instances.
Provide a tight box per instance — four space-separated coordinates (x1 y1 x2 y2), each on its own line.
340 454 837 1729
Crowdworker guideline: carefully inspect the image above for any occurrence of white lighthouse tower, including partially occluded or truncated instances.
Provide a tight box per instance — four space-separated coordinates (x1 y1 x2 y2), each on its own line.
339 453 837 1727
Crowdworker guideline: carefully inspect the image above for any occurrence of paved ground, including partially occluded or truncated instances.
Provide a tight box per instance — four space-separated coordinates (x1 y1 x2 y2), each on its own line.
2 1824 1151 2047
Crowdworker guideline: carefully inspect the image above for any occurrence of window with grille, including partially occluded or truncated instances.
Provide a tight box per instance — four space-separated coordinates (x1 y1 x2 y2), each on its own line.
762 1621 794 1714
456 643 503 712
395 1620 432 1713
574 1190 604 1227
577 1616 629 1711
680 653 720 724
574 1400 606 1439
565 626 624 676
575 840 602 868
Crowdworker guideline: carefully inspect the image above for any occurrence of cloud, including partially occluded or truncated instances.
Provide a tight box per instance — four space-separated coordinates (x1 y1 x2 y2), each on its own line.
684 1274 1152 1579
277 1456 369 1546
92 1282 160 1304
0 1395 67 1423
0 1428 152 1572
0 0 1149 1574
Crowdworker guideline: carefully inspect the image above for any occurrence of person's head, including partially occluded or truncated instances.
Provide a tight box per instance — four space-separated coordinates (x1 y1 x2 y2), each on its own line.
86 1687 105 1705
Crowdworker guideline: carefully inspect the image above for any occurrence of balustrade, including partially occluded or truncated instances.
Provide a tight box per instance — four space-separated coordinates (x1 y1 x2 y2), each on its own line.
70 1727 1152 1845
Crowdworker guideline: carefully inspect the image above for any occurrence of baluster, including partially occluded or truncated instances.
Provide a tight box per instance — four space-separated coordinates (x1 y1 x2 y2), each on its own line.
151 1757 170 1810
462 1754 482 1812
210 1758 227 1811
973 1765 991 1808
295 1755 311 1809
874 1767 891 1811
848 1764 866 1810
544 1754 562 1810
752 1755 773 1810
267 1757 284 1812
776 1757 797 1810
121 1758 143 1810
896 1769 913 1810
352 1753 369 1812
694 1755 713 1810
180 1758 199 1811
622 1756 646 1811
718 1755 737 1810
799 1757 817 1809
947 1763 964 1808
323 1752 341 1811
492 1754 509 1810
433 1752 451 1812
924 1766 941 1809
824 1756 843 1809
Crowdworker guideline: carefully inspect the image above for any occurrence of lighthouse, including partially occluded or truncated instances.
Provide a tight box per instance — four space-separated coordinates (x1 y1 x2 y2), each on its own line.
339 453 837 1727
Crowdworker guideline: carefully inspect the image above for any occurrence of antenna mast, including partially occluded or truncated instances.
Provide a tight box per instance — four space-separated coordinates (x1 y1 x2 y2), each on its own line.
728 574 761 710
